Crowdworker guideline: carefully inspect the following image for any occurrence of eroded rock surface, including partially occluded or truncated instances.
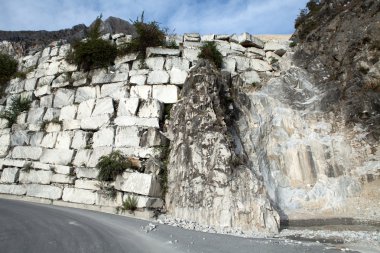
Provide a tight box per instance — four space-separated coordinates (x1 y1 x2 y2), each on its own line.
293 0 380 140
166 60 279 233
232 53 380 221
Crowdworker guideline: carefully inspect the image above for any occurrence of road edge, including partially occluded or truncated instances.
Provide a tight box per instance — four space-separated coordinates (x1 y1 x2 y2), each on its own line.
0 193 156 221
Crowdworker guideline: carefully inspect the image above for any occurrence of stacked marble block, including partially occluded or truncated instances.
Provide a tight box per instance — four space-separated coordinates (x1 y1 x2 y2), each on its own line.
109 31 289 84
0 43 175 209
171 32 290 84
0 31 290 209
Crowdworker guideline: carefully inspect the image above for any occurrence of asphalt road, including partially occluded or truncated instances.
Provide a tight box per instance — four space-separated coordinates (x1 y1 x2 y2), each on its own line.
0 198 341 253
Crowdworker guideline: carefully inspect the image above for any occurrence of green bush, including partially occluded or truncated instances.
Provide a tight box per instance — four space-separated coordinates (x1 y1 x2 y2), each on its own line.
0 53 18 90
295 6 319 40
294 0 322 36
12 67 34 80
0 96 31 127
198 41 223 68
96 150 131 182
13 71 26 80
120 195 138 212
118 12 166 58
68 16 117 71
306 0 322 13
295 8 310 29
298 20 318 40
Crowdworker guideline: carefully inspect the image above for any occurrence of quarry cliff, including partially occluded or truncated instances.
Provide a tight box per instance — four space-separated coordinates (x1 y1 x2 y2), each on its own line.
0 0 379 235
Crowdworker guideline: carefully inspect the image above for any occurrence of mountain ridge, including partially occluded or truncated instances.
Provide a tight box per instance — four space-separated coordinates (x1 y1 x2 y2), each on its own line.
0 16 135 54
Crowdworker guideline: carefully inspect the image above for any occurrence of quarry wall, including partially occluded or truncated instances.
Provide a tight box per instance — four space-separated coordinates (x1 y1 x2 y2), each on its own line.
1 30 378 233
0 33 288 230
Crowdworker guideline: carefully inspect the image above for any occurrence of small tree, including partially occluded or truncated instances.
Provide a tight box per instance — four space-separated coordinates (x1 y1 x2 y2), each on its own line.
0 96 31 127
96 151 132 182
0 53 18 92
119 12 167 58
295 0 322 29
198 41 223 68
120 195 138 212
68 16 117 71
88 15 102 40
306 0 321 13
295 8 308 29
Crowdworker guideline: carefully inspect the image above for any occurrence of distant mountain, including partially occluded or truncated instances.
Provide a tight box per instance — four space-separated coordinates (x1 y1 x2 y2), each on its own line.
96 16 136 36
0 16 136 54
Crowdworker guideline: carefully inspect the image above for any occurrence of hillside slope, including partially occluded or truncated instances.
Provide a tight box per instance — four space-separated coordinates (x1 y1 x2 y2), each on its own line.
292 0 380 140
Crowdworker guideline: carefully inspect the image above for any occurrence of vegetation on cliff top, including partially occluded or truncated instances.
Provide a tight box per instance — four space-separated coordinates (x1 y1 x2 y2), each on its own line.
96 150 135 182
294 0 323 41
118 12 167 58
198 41 223 68
68 13 172 69
67 16 117 71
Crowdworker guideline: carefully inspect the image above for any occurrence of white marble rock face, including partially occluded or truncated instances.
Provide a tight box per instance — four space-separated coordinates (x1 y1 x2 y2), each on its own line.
12 146 43 160
75 179 100 190
114 172 161 197
80 115 110 130
92 127 114 147
62 188 96 205
53 88 75 108
75 87 96 103
152 85 179 104
75 167 99 179
0 184 26 195
19 170 52 185
39 149 74 165
114 126 140 147
147 70 170 84
146 47 180 58
91 98 114 116
0 33 376 236
26 184 63 199
117 98 139 116
0 167 19 183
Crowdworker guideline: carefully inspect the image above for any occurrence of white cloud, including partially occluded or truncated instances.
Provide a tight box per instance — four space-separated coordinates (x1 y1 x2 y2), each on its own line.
0 0 308 34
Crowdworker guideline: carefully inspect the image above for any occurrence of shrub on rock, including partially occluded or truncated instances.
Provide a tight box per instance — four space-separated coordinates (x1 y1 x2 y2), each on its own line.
120 195 138 213
198 41 223 68
118 12 167 58
0 53 18 94
96 150 131 182
0 96 31 127
68 16 117 71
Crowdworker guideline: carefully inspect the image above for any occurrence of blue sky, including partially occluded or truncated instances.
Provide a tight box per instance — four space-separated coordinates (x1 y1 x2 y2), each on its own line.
0 0 309 35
